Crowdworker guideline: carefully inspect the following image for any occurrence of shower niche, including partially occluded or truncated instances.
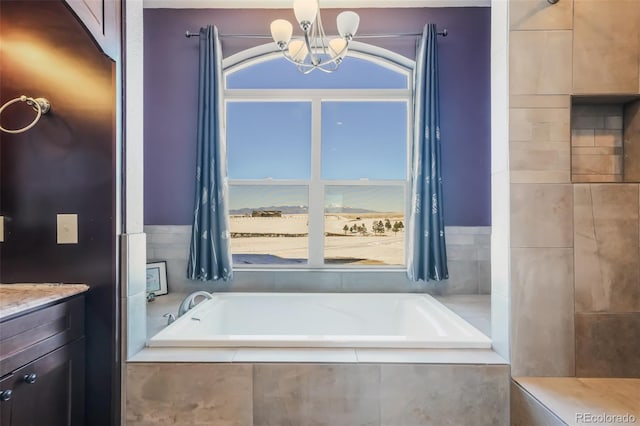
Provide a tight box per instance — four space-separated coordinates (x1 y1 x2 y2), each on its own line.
571 96 640 183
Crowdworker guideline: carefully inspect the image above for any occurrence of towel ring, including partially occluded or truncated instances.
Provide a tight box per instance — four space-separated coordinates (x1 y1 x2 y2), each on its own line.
0 95 51 134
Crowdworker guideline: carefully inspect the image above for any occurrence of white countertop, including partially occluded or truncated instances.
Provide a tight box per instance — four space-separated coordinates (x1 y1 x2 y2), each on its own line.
0 283 89 320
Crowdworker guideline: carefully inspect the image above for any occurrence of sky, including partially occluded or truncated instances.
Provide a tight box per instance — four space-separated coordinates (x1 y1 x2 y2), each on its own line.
226 56 408 90
226 56 408 213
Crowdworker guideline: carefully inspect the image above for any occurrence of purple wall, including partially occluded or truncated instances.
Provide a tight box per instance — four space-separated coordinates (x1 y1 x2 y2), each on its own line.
144 7 491 226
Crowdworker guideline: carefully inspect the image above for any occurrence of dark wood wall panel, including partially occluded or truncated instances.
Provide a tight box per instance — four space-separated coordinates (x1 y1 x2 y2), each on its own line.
0 1 117 424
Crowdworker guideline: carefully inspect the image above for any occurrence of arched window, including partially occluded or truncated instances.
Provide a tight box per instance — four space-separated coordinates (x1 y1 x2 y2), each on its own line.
224 44 413 268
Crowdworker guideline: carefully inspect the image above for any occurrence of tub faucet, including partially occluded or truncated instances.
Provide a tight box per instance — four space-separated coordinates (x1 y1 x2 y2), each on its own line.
178 291 213 317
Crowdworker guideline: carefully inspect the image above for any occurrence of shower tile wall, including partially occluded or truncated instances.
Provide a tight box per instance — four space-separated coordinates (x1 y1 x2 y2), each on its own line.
571 104 624 182
144 225 491 295
573 183 640 377
624 100 640 181
508 0 640 378
572 0 640 94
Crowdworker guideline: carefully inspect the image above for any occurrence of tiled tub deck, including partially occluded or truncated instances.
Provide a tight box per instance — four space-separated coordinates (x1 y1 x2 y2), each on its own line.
129 294 506 425
126 360 509 426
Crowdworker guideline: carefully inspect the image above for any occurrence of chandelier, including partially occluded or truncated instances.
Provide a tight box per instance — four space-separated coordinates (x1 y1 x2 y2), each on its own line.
270 0 360 74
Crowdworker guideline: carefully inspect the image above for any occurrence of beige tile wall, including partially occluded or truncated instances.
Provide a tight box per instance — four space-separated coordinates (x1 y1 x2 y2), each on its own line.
510 30 573 95
573 0 640 94
509 99 571 183
624 100 640 181
508 0 640 378
573 184 640 313
510 247 575 376
509 0 573 31
571 104 624 182
573 183 640 377
126 362 510 426
575 313 640 377
126 363 253 425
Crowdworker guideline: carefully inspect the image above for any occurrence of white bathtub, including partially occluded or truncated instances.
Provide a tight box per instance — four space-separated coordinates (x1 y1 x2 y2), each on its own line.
148 293 491 349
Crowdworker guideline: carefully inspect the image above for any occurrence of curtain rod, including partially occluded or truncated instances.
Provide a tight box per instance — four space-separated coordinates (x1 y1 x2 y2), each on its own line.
184 29 448 38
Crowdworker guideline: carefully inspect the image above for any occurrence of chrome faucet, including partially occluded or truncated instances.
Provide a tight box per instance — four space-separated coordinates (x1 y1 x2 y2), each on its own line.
177 291 213 317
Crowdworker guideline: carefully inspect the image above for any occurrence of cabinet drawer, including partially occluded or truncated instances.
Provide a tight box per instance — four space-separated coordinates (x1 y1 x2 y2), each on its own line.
0 338 85 426
0 297 84 377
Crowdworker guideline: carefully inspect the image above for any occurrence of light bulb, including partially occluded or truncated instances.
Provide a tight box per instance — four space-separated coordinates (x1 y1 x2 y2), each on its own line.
329 38 348 60
270 19 293 46
294 0 317 27
337 11 360 39
288 40 309 63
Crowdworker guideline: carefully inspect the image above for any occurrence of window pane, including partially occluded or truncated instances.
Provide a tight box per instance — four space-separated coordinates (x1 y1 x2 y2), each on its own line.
229 185 308 265
321 102 407 180
324 186 405 265
227 56 407 89
227 102 311 179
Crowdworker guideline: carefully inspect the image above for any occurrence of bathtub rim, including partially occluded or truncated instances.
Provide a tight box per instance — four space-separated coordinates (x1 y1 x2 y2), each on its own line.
147 292 493 350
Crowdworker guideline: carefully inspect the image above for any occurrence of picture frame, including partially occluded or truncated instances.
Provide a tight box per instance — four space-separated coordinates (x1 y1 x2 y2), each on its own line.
146 261 168 296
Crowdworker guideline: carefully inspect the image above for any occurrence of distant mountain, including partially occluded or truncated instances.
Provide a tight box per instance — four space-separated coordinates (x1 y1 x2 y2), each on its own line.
325 206 377 214
229 205 309 215
229 205 378 215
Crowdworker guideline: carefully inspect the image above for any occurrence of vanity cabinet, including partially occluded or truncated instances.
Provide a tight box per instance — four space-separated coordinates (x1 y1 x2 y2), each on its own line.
63 0 121 60
0 296 85 426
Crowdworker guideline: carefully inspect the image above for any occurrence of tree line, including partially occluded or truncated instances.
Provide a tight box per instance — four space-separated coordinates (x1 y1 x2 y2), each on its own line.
343 219 404 235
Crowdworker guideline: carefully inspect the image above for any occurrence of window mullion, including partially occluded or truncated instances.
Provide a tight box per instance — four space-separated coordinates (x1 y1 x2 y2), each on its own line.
307 98 324 268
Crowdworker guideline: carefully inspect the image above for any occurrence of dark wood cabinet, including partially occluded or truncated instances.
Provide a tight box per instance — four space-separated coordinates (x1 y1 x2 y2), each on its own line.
0 296 85 426
63 0 121 60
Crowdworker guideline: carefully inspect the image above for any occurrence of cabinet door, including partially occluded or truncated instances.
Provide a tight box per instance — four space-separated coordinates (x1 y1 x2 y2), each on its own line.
0 374 14 426
7 339 85 426
63 0 120 60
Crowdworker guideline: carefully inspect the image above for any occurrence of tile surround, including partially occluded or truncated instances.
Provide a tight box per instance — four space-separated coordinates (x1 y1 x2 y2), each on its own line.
126 363 253 426
509 106 571 184
509 0 573 30
510 184 573 248
510 95 570 109
575 313 640 377
509 0 573 31
510 30 573 95
571 104 625 182
508 0 640 381
379 364 509 426
126 363 509 426
573 184 640 313
573 0 640 94
513 377 640 425
510 381 564 426
624 100 640 182
510 248 575 377
253 364 380 426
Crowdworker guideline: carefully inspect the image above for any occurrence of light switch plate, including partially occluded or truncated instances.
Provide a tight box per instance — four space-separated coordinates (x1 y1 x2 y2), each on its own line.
0 216 4 242
57 214 78 244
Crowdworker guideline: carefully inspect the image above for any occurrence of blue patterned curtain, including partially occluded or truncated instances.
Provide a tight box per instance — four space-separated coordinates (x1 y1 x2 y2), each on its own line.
187 25 233 281
407 24 448 282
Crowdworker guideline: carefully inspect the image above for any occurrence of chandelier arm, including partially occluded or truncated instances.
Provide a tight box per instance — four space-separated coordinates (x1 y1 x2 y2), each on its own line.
269 0 364 73
314 3 329 56
280 48 312 67
302 31 318 66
